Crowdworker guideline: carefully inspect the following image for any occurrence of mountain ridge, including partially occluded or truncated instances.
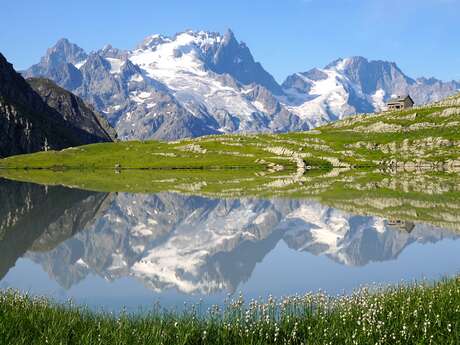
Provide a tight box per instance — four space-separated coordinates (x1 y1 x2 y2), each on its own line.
23 30 460 141
282 56 460 125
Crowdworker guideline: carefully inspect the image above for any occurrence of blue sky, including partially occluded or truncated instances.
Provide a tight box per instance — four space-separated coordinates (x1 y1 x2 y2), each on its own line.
1 0 459 83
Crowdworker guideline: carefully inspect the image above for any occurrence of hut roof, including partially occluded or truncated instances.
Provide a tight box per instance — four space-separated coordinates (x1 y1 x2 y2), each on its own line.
387 95 414 105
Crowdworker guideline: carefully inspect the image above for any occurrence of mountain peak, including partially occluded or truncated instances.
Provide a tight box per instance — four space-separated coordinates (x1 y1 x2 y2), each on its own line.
0 52 14 74
223 28 236 43
42 38 87 66
325 56 404 72
416 76 442 85
173 30 225 48
54 38 72 47
322 56 412 89
206 29 282 95
347 56 369 63
0 53 27 99
324 56 369 71
98 44 127 59
136 29 235 53
136 34 171 51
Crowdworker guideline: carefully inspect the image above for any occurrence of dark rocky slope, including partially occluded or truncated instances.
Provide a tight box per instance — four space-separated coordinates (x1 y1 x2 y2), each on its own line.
28 78 117 142
0 53 115 158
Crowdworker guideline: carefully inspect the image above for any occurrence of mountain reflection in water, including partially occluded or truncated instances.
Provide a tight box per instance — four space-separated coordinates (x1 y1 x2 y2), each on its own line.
0 178 459 304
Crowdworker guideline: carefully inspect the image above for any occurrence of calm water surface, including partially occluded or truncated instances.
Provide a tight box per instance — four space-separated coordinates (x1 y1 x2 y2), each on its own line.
1 179 459 311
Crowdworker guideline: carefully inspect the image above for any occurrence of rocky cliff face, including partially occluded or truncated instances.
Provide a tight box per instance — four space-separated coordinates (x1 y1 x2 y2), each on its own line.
28 78 117 141
204 29 283 95
0 53 115 157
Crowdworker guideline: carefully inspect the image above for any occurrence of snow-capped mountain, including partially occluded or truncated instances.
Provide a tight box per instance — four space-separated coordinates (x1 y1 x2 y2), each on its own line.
24 31 460 140
25 31 304 140
21 191 458 295
281 56 460 126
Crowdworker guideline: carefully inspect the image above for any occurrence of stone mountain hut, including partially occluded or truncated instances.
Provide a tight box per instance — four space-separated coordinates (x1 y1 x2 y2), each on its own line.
386 95 414 111
387 219 415 233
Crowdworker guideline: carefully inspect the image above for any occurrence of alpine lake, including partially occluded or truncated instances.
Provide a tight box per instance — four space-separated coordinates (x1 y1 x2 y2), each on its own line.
0 167 459 313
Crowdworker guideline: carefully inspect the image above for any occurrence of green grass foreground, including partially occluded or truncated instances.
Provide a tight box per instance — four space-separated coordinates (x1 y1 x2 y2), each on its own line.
1 277 459 345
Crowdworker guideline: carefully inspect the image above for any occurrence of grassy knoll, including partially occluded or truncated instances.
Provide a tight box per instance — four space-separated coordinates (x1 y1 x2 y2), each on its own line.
0 277 459 345
1 94 460 172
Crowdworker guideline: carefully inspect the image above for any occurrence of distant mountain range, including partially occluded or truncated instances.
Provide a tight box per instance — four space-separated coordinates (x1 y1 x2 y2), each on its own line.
23 29 460 140
0 53 115 157
282 57 460 126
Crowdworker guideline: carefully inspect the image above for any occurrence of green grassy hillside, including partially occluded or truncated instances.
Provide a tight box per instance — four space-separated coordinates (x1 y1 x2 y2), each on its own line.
1 93 460 171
